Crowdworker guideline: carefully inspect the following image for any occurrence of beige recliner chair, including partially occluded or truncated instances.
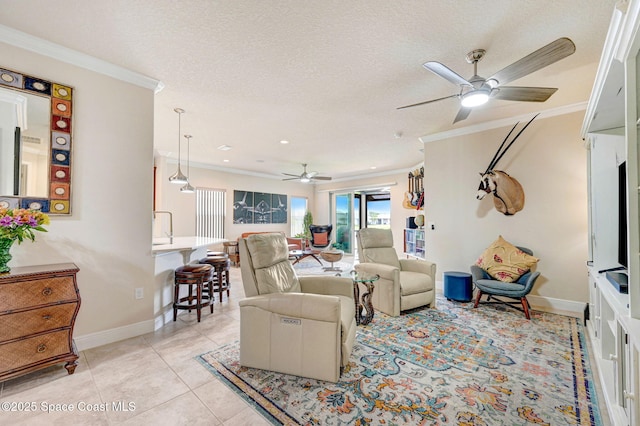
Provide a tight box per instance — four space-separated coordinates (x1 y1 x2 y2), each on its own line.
355 228 435 316
238 233 356 382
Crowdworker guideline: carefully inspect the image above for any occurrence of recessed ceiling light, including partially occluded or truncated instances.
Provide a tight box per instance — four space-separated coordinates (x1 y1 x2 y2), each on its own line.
280 140 289 144
370 166 377 170
223 159 229 163
217 145 232 151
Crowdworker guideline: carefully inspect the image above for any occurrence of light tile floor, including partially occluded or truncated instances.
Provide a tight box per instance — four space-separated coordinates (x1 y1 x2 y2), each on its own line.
0 266 266 425
0 262 612 425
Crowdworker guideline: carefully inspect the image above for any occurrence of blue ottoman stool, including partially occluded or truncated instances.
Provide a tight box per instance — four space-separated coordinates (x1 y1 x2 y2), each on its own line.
443 271 473 302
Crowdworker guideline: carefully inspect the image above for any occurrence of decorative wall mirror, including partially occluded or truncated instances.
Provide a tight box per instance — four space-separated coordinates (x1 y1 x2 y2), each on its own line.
0 67 73 214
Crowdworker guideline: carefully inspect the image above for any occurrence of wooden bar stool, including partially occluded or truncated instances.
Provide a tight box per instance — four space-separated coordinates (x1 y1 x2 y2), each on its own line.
199 255 231 302
223 241 240 266
173 264 213 322
206 251 228 258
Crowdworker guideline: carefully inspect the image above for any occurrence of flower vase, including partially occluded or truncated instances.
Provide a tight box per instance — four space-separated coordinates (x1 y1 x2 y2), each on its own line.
0 238 15 273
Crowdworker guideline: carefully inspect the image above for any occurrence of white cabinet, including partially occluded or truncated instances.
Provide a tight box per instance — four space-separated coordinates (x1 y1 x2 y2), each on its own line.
587 269 639 425
583 1 640 424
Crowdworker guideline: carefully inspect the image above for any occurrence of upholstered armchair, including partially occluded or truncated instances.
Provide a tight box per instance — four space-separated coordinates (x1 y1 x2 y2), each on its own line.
355 228 435 317
238 233 356 382
470 246 541 320
309 224 333 250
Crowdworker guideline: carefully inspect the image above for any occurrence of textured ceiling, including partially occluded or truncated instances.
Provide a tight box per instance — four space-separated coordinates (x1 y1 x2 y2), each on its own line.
0 0 617 180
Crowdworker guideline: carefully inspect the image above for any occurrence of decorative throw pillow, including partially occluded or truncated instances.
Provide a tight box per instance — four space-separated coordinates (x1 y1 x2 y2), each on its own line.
476 235 539 283
313 232 328 246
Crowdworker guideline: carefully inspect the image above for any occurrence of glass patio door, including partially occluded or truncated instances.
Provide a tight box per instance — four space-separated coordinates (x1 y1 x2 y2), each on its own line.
333 193 354 254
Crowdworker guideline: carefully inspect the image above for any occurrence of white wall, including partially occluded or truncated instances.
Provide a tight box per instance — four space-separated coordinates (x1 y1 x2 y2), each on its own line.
314 171 419 255
1 42 156 346
0 44 591 355
155 158 316 245
424 111 589 303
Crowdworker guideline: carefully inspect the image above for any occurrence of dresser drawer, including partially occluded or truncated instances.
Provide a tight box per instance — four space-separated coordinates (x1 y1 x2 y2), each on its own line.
0 303 78 343
0 330 72 373
0 276 77 312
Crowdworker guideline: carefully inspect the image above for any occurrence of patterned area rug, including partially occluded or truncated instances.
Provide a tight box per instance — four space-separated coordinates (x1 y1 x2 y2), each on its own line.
197 297 602 425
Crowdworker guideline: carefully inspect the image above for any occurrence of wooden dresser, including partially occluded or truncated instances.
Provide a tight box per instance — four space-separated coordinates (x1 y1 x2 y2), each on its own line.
0 263 81 382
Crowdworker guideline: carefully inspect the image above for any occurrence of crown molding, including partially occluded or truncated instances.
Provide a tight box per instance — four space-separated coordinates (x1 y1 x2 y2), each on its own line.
0 24 164 93
166 156 413 184
419 102 587 144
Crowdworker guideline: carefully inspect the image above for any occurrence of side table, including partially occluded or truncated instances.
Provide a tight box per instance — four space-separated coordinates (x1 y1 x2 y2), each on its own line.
290 249 322 266
443 271 473 302
350 270 379 325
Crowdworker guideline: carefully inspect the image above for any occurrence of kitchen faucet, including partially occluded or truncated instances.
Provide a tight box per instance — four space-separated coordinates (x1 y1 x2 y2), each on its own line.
153 211 173 244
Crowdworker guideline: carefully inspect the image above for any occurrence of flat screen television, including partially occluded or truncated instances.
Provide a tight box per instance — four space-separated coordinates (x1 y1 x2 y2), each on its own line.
618 161 628 269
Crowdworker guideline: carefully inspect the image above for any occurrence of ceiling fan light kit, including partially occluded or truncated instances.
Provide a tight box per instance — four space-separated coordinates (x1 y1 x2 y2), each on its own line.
282 163 332 183
461 89 490 107
398 37 576 123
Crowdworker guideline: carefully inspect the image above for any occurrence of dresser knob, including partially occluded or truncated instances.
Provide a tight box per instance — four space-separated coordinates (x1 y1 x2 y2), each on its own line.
36 344 47 353
42 315 52 320
42 287 53 296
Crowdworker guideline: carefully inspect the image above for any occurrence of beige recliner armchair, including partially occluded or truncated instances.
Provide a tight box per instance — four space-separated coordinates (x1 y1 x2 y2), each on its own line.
238 233 356 382
355 228 435 316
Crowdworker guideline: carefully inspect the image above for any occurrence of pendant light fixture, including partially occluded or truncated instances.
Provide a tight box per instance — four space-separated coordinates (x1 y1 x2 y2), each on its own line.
180 134 195 193
168 108 188 184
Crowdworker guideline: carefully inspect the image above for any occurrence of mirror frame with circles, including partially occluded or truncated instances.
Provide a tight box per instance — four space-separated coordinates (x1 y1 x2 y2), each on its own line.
0 66 73 214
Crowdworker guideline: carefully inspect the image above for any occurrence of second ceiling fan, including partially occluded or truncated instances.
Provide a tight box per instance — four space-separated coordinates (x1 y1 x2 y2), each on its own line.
282 163 332 183
398 37 576 123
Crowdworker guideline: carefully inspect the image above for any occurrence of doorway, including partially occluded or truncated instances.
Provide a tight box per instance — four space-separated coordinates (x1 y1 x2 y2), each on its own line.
331 190 391 255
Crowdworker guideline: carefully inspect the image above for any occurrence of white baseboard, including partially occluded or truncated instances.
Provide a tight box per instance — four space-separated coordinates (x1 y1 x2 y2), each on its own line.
527 295 587 319
154 309 176 330
74 320 155 352
74 287 587 352
435 279 587 319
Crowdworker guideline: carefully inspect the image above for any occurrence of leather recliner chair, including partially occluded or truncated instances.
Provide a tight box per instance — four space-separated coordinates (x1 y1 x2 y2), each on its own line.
355 228 436 316
238 232 356 382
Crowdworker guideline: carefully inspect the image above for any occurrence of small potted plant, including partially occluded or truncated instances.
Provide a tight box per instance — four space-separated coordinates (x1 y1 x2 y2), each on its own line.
0 208 50 273
294 210 313 250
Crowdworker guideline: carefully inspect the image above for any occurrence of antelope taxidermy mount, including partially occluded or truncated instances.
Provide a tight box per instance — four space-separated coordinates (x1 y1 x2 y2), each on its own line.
477 114 539 215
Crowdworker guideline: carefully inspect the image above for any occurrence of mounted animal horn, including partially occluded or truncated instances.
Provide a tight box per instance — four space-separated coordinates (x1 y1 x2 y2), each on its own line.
477 114 539 216
488 113 539 172
483 121 519 175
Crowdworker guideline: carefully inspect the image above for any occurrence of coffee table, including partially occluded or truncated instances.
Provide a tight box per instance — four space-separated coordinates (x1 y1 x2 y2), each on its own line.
290 249 322 265
350 270 380 325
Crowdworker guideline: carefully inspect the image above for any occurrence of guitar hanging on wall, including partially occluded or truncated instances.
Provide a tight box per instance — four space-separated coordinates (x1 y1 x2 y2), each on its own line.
403 167 424 210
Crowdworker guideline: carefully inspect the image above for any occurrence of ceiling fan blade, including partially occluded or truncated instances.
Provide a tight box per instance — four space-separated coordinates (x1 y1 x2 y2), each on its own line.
492 86 558 102
282 173 300 177
424 62 472 87
397 93 459 110
282 177 300 181
312 176 332 181
453 107 472 124
487 37 576 86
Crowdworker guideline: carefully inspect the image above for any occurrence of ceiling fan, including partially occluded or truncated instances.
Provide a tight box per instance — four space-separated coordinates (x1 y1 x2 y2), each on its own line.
282 163 332 183
398 37 576 123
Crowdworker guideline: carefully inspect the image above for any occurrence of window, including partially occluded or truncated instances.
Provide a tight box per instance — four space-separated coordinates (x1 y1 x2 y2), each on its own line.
196 188 226 239
365 193 390 229
290 196 308 237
